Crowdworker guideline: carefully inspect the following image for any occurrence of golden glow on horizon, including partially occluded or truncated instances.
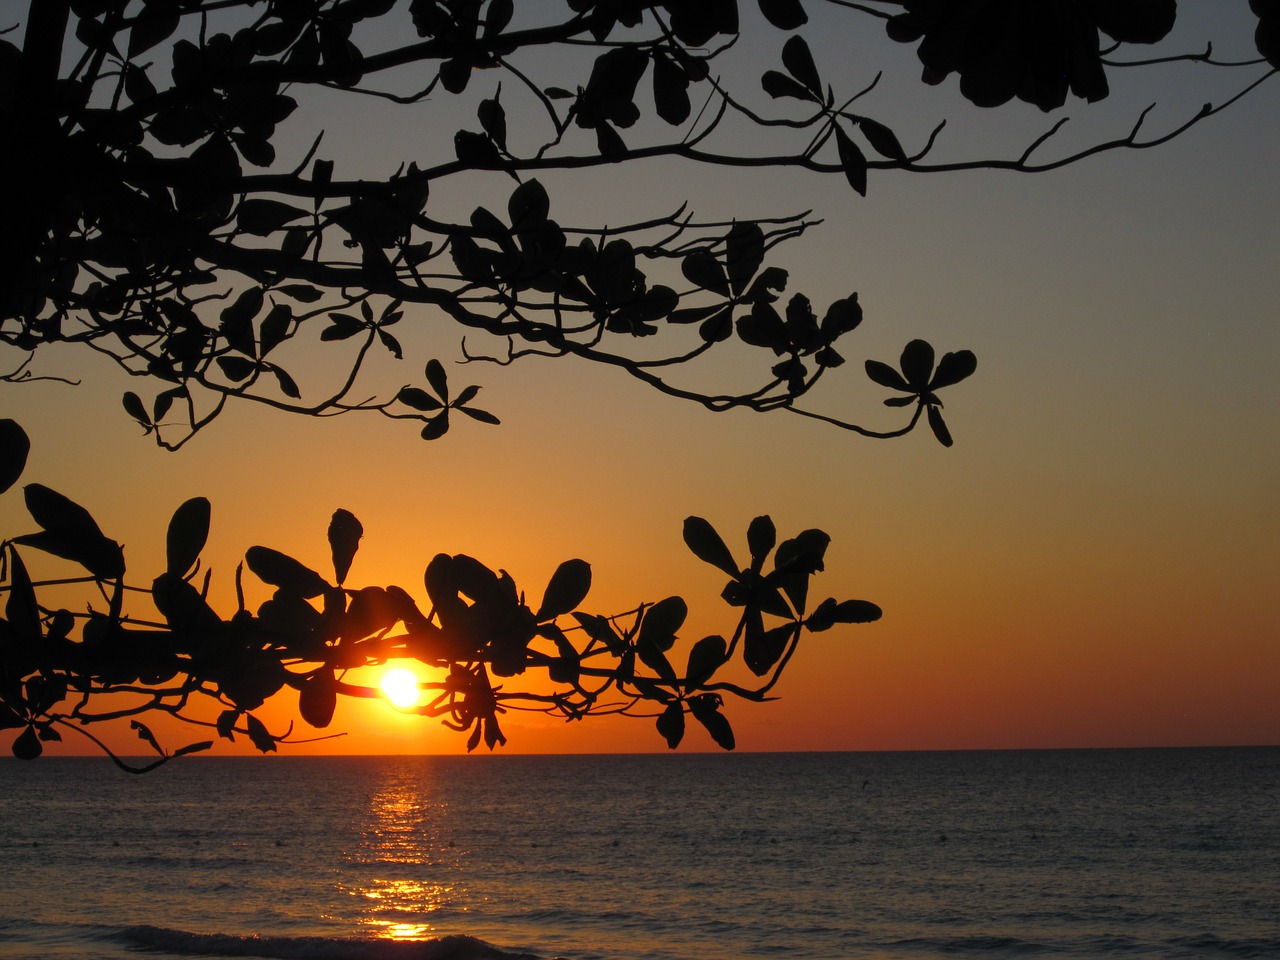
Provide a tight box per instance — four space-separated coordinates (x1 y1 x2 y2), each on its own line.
379 668 421 709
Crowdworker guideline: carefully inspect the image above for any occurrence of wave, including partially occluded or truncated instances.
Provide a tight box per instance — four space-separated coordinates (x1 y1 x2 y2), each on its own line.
115 925 556 960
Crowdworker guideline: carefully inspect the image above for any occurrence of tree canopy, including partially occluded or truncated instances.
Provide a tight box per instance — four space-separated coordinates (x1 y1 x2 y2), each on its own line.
1 0 1275 768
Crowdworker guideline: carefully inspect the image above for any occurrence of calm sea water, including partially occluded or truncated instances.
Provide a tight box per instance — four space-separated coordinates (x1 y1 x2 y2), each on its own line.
1 749 1278 960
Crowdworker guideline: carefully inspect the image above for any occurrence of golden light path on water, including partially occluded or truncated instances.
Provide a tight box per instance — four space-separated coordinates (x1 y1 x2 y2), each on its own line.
344 763 464 941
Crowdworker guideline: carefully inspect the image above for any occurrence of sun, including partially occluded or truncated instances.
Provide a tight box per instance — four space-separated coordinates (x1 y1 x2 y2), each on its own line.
380 668 421 709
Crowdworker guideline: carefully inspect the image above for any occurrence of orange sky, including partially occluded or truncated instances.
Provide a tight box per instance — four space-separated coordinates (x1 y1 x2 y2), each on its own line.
2 2 1277 759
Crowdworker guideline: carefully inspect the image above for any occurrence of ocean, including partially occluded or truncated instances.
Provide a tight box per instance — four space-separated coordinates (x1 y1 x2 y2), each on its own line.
1 749 1278 960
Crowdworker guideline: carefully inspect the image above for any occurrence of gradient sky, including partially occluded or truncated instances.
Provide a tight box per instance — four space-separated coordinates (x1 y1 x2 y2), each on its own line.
3 1 1277 757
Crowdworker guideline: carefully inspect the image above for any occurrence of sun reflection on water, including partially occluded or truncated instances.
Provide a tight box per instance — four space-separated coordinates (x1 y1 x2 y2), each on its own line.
342 768 467 940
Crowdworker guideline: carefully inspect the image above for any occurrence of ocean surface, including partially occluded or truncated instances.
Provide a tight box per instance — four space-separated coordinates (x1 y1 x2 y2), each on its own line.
1 749 1278 960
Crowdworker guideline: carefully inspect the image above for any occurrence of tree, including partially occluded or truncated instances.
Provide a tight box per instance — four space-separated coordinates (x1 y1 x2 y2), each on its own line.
1 0 1274 768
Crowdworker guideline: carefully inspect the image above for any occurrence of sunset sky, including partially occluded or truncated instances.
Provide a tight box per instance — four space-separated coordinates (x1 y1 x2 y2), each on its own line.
3 1 1277 758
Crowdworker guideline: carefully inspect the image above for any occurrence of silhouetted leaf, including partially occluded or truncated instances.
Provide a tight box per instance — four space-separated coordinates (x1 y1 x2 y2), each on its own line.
930 349 978 389
12 727 41 760
166 497 210 578
424 359 450 403
656 701 685 748
900 339 935 390
737 301 788 353
689 695 735 750
328 509 363 585
259 304 293 356
761 70 815 101
216 710 239 740
639 596 687 651
781 36 822 95
927 405 954 447
478 93 507 151
685 635 727 690
595 120 627 160
0 420 30 494
834 125 868 196
397 387 443 411
245 714 278 753
121 392 149 429
420 414 449 440
131 719 163 755
746 515 777 568
18 484 125 579
744 621 795 675
865 359 910 391
245 546 329 598
299 671 337 728
270 365 301 399
217 356 255 382
172 741 213 758
537 558 592 620
806 597 882 631
458 405 500 425
725 223 765 296
128 7 179 56
508 180 550 231
683 517 739 577
653 52 691 124
238 199 308 236
821 293 862 336
278 283 323 303
699 308 734 343
859 117 908 161
636 638 678 685
4 547 39 644
759 0 808 29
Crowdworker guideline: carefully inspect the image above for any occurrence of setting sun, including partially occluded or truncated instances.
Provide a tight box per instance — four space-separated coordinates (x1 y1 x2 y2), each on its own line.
380 668 420 709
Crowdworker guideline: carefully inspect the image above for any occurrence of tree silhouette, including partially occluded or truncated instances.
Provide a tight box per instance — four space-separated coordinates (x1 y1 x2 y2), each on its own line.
1 1 1274 767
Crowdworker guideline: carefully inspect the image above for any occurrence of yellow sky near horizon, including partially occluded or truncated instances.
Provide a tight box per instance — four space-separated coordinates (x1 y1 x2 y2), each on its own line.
2 1 1277 760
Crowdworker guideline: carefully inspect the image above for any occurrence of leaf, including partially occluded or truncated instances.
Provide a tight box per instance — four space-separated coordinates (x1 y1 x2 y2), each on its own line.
18 484 125 579
245 714 278 753
744 622 796 676
216 710 239 740
680 252 729 296
216 356 255 382
900 339 935 390
865 359 910 392
458 406 501 425
652 52 691 125
128 7 179 56
859 117 908 162
270 365 301 399
689 696 735 750
508 179 550 231
4 547 40 644
279 283 323 303
220 287 264 339
595 120 627 160
12 727 42 760
328 509 363 585
478 94 507 152
259 304 293 356
245 546 329 598
420 414 449 440
397 387 443 411
237 198 308 236
746 516 777 568
758 0 807 29
806 597 882 631
927 405 954 447
0 420 30 494
834 125 868 196
172 741 213 758
536 559 592 621
683 517 739 577
131 720 164 756
299 671 337 728
122 392 150 429
166 497 210 578
424 359 450 403
639 596 688 651
781 36 822 95
656 701 685 749
930 350 978 389
685 635 727 690
761 70 815 101
699 308 734 343
725 223 765 296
